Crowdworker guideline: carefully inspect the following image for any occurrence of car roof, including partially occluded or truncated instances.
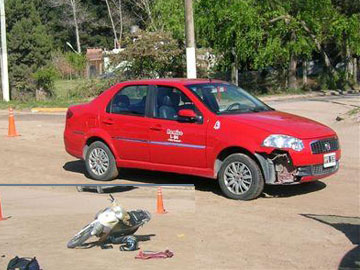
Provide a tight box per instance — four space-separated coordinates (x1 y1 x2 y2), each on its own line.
117 78 228 86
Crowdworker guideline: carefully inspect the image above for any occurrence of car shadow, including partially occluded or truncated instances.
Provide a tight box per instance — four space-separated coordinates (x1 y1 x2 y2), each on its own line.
118 168 224 196
76 185 138 194
63 160 223 197
63 160 326 199
63 160 87 175
262 181 327 198
301 214 360 270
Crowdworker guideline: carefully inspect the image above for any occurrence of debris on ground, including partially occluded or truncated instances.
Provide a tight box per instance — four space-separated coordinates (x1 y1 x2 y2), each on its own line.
135 250 174 260
336 107 360 122
336 116 344 121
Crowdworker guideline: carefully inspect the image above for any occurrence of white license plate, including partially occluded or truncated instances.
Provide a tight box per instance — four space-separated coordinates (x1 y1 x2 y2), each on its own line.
323 153 336 168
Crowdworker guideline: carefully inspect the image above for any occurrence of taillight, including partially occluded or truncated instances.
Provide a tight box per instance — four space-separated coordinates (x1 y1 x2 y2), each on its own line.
66 109 73 119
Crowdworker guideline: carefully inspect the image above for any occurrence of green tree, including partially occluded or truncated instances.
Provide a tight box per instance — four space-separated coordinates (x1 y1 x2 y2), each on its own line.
6 0 53 100
328 1 360 85
195 0 356 89
113 31 183 78
151 0 185 41
196 0 266 83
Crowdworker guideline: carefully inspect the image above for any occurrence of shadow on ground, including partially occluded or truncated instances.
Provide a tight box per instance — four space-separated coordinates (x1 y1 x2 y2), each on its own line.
64 160 327 199
75 234 155 250
262 181 327 198
301 214 360 270
76 185 138 194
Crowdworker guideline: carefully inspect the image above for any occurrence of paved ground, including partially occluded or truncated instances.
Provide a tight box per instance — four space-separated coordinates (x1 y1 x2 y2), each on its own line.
0 94 359 269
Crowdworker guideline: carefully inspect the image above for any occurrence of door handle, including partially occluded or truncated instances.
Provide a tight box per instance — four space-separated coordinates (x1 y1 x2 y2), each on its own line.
102 118 115 125
150 125 162 131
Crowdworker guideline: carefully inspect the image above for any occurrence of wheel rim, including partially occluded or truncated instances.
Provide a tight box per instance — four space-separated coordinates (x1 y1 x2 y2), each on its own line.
88 148 110 176
224 162 252 195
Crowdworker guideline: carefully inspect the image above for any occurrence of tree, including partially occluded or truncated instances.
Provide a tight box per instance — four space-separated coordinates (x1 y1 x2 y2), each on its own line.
104 0 119 48
113 31 183 78
6 0 53 99
329 1 360 85
196 0 266 84
103 0 126 48
49 0 88 53
125 0 157 30
151 0 185 40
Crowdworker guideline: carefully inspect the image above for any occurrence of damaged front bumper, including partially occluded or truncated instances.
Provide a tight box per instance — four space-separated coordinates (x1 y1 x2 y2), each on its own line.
255 152 340 185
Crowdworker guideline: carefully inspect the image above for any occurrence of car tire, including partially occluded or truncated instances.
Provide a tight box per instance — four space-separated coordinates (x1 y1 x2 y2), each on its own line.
218 153 264 200
85 141 118 181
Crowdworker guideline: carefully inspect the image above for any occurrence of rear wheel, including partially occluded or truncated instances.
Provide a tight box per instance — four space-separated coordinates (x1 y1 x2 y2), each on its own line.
85 141 118 181
218 153 264 200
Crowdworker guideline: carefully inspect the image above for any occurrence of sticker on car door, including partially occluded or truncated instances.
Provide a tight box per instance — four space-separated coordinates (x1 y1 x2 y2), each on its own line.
214 121 221 130
167 129 183 143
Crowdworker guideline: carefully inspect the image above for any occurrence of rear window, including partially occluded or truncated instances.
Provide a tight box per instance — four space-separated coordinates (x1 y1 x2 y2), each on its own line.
106 85 149 116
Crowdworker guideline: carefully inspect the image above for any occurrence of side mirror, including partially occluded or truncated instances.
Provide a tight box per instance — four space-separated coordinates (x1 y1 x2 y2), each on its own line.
178 109 198 122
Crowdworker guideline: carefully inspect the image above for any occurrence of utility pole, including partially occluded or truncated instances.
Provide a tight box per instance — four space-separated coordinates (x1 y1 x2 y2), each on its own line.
184 0 196 79
0 0 9 101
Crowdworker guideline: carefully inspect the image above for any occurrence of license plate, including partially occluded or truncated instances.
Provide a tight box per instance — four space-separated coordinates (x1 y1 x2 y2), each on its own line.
323 153 336 168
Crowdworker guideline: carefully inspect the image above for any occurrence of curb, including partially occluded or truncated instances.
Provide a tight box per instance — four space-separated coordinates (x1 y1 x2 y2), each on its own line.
260 90 359 102
319 90 360 96
260 92 319 102
31 107 68 113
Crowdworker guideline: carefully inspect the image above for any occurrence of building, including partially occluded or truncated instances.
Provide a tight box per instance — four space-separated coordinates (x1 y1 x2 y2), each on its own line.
86 48 103 78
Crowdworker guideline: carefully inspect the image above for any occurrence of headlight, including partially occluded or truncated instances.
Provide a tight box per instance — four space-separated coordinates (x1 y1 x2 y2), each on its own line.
263 134 304 151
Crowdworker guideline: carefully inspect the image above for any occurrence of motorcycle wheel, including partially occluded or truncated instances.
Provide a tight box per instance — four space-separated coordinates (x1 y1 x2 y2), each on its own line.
67 223 95 248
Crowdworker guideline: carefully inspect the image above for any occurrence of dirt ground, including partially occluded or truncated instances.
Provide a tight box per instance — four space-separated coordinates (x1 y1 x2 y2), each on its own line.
0 94 359 269
0 186 195 270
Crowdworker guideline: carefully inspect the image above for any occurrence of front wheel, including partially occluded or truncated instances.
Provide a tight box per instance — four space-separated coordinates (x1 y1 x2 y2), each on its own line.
67 223 95 248
218 153 264 200
85 141 118 181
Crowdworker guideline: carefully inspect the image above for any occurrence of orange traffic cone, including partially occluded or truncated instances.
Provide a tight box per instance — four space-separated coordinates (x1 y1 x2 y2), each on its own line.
0 194 8 221
7 107 19 137
156 187 166 214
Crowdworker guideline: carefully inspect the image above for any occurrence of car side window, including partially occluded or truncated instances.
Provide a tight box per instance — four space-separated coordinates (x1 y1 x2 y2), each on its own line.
107 85 148 116
154 86 197 121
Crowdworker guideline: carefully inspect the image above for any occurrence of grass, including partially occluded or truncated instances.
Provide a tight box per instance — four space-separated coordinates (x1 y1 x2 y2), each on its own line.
347 107 360 116
0 79 89 110
0 98 88 110
54 79 86 99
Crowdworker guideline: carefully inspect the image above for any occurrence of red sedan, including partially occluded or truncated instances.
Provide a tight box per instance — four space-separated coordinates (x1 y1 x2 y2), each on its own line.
64 79 340 200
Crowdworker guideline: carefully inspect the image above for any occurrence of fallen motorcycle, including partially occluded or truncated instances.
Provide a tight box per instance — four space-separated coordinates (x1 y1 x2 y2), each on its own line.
67 194 151 251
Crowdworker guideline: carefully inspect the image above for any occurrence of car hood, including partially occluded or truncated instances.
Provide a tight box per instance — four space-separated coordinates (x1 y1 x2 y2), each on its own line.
222 111 335 139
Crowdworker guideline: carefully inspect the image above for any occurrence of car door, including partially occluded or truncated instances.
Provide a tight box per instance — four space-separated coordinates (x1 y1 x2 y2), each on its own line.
101 85 151 161
149 85 207 168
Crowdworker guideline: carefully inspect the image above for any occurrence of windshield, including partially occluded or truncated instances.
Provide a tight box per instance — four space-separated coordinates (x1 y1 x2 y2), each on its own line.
186 83 272 114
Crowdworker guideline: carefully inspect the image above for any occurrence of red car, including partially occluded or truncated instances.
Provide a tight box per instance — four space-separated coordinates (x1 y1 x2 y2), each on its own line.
64 79 340 200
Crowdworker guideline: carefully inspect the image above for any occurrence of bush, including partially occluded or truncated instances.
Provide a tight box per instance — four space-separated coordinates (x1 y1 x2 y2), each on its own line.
112 31 183 79
33 66 59 98
68 77 119 99
52 51 86 79
65 52 87 76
